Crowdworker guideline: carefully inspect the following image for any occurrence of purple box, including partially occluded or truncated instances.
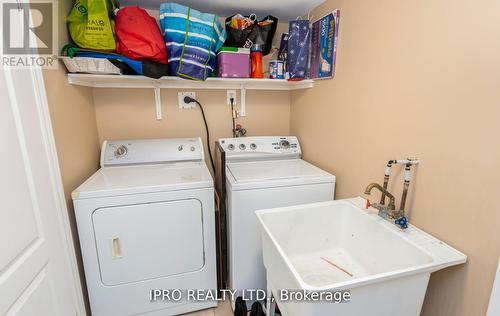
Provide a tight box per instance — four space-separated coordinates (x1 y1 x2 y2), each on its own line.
217 47 250 78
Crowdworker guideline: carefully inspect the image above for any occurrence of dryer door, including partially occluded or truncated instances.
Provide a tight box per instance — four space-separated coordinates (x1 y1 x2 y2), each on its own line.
92 199 204 286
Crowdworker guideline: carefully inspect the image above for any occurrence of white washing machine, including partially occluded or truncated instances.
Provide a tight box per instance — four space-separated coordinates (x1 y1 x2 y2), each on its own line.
219 136 336 308
73 138 217 316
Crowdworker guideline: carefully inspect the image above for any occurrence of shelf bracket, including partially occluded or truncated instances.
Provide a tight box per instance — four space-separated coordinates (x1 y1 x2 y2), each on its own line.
153 87 162 120
239 84 247 117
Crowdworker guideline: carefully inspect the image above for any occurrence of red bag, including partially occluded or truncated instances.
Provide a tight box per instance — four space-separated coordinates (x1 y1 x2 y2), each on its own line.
115 7 167 64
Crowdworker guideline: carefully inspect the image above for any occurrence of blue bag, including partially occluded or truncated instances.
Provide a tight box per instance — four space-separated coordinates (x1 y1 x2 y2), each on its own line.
287 19 310 80
160 3 226 81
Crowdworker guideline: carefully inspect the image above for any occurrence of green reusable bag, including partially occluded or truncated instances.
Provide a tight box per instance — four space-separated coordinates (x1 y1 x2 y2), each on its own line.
67 0 119 51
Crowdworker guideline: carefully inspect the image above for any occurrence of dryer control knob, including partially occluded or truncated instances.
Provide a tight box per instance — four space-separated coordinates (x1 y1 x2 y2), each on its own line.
239 144 246 150
115 145 128 157
228 144 235 151
250 143 257 150
279 140 290 150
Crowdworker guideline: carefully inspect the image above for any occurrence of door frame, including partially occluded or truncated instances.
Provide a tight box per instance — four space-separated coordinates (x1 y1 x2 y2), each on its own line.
23 64 87 315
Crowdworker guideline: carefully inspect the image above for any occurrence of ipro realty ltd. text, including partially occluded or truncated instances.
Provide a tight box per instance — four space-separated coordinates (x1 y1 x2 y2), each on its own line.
150 289 351 303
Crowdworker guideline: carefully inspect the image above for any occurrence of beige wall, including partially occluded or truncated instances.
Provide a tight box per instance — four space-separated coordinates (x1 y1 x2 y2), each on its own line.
44 67 100 209
291 0 500 315
92 89 291 160
43 65 100 316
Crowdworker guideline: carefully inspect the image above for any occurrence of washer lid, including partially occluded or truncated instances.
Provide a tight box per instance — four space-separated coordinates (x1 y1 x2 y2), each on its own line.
72 162 213 200
226 159 335 190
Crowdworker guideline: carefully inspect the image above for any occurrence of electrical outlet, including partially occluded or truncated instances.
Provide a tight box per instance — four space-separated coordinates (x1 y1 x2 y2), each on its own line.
178 92 196 109
227 90 237 106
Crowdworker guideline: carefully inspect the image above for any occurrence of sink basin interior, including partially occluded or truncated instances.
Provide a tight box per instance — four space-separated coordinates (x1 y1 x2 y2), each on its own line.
259 201 434 287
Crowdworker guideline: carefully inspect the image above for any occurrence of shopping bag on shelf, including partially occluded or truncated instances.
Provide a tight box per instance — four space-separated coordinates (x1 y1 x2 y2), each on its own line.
287 19 310 80
159 2 226 81
115 6 167 64
67 0 119 51
224 14 278 56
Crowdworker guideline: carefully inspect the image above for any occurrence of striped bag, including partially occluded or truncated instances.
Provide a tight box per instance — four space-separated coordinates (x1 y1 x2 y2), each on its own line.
160 3 226 81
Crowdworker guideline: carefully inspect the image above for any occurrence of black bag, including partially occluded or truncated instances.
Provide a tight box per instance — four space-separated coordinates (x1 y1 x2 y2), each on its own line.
109 60 169 79
249 302 265 316
234 296 247 316
224 15 278 55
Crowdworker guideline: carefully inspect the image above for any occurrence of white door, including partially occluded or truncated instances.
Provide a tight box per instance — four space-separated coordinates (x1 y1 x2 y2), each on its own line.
487 259 500 316
0 18 84 316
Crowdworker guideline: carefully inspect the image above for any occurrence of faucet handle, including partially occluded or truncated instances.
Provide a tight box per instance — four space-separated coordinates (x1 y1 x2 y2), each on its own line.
395 216 408 229
365 199 372 209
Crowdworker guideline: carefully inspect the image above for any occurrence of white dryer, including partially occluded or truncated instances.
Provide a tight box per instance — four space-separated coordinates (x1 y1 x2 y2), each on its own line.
73 138 217 316
219 136 336 308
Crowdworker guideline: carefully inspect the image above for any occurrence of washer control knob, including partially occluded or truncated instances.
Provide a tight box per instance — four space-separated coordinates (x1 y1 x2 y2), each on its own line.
190 146 196 152
239 144 246 150
250 143 257 150
227 144 235 151
178 145 184 151
279 140 290 150
115 145 128 157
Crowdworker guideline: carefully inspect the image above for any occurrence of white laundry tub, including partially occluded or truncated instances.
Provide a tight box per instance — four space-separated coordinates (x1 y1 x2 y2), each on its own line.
256 198 466 316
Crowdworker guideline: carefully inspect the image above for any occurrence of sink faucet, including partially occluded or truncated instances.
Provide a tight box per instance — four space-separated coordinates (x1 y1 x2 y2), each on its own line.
364 159 418 229
364 183 402 221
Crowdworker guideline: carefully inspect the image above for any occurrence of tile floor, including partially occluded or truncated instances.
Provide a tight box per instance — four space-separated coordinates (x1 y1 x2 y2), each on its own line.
182 299 233 316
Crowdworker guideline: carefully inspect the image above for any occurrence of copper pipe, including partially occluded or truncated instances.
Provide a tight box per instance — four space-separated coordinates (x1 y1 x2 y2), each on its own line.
399 163 412 215
380 160 396 205
381 159 419 208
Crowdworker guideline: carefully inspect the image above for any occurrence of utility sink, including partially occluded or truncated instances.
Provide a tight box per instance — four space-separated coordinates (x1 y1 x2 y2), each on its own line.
256 198 466 316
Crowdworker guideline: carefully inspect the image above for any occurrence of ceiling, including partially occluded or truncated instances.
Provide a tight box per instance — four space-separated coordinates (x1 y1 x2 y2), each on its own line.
120 0 326 20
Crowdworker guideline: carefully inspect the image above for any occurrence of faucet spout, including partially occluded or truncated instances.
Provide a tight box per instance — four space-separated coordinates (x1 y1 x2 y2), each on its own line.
364 183 396 210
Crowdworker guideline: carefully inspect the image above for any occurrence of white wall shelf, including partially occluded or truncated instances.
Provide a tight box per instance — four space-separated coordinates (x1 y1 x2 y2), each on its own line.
67 74 314 90
67 74 314 120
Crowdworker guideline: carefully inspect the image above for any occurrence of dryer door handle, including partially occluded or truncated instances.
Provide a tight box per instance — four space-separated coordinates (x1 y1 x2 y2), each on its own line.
112 237 123 259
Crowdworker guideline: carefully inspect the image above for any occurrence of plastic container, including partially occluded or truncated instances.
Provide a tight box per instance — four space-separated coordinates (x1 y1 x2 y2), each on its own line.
217 47 250 78
251 44 264 78
269 60 285 79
